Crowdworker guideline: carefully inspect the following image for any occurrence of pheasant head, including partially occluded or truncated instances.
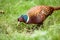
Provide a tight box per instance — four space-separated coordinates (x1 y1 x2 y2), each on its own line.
18 15 29 23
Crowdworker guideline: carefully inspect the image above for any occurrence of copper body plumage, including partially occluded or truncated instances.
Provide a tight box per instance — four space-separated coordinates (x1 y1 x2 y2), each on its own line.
18 5 60 24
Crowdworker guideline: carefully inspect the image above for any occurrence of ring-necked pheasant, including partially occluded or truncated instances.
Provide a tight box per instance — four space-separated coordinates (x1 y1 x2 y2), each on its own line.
18 5 60 25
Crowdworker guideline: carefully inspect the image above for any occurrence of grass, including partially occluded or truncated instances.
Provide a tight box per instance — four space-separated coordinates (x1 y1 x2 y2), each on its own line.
0 0 60 40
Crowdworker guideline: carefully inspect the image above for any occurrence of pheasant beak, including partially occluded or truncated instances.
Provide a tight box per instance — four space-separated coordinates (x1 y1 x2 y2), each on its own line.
17 22 20 26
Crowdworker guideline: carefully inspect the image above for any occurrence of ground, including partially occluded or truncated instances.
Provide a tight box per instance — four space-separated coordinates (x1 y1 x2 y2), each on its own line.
0 0 60 40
